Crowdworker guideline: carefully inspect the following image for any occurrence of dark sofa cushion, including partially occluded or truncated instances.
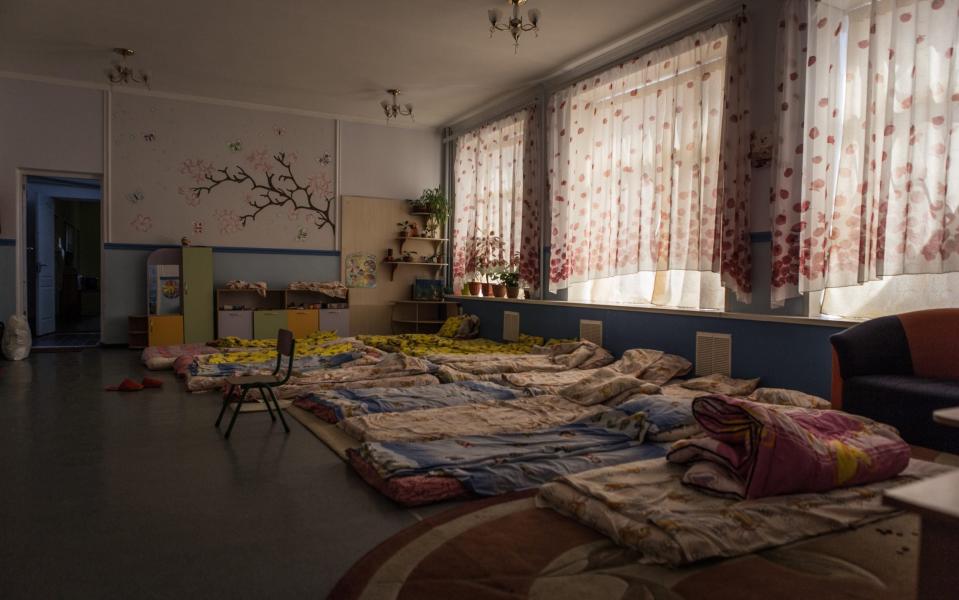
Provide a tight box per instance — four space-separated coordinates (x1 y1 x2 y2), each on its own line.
830 316 913 379
844 375 959 454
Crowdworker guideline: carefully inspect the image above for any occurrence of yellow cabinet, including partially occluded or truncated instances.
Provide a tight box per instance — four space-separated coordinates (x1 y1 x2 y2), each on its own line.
286 309 319 339
148 315 184 347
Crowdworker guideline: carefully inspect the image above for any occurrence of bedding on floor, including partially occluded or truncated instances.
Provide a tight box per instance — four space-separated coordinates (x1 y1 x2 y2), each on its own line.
352 404 670 502
537 457 948 567
497 349 692 392
274 353 436 398
667 394 911 498
339 395 605 443
431 341 614 382
140 343 221 370
357 333 548 356
292 380 525 423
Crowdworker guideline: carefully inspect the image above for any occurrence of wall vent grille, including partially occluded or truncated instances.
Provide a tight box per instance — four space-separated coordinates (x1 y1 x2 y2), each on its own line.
503 311 520 342
579 320 604 346
695 332 732 376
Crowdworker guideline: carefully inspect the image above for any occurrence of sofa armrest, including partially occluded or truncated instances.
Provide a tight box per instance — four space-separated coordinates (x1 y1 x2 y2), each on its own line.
829 315 913 381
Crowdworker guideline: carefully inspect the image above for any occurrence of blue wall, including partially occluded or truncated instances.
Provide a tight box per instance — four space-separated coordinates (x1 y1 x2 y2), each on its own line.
101 244 339 344
458 298 847 399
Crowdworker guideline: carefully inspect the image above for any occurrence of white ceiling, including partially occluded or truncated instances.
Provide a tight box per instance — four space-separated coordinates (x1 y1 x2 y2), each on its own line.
0 0 712 127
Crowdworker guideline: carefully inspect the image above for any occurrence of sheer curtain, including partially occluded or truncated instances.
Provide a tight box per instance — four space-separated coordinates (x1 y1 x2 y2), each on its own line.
452 105 541 291
546 19 752 309
771 0 959 315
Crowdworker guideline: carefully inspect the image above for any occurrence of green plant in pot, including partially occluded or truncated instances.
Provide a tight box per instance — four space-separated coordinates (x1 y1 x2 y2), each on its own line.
498 269 521 298
418 187 448 239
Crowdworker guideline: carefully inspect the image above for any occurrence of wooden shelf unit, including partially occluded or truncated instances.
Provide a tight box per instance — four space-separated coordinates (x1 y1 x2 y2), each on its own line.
390 300 460 333
216 288 350 339
383 261 448 282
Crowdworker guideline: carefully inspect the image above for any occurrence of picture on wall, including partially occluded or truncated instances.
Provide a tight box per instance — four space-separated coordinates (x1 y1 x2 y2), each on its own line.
111 94 337 250
345 252 377 288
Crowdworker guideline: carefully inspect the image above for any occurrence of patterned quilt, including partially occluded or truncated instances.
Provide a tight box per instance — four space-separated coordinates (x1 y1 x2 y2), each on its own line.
357 333 547 356
537 457 950 567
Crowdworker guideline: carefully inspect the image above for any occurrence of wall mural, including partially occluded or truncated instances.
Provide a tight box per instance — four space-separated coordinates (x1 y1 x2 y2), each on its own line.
111 94 336 249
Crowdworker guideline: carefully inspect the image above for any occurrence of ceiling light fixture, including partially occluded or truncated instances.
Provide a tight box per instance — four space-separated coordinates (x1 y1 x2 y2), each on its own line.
106 48 150 89
380 89 414 123
488 0 541 52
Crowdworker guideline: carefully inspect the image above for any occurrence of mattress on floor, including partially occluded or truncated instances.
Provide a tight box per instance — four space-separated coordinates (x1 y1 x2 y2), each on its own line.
347 448 471 507
141 343 221 370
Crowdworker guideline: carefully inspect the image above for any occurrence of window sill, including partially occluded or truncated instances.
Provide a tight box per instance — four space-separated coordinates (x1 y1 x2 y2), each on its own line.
449 295 861 329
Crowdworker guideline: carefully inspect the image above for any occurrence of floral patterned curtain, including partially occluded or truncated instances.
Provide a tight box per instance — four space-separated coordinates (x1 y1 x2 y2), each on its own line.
771 0 959 309
452 105 541 290
546 19 752 305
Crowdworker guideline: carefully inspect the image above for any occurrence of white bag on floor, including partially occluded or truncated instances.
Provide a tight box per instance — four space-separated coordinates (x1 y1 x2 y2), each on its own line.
2 315 31 361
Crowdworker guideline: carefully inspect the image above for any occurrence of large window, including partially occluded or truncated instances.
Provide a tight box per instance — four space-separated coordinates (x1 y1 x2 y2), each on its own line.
451 106 541 292
546 20 751 309
771 0 959 317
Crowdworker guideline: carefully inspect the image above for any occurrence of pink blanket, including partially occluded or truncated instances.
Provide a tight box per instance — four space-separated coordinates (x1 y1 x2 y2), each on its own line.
666 395 910 499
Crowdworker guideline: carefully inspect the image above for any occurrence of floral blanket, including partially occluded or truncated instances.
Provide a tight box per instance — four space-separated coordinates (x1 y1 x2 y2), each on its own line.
293 380 524 422
537 457 949 567
357 333 546 356
140 343 221 370
667 395 911 499
275 353 436 398
339 395 604 443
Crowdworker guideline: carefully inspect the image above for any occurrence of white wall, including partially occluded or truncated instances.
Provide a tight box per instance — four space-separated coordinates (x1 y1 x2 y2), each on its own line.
0 78 104 239
339 121 442 200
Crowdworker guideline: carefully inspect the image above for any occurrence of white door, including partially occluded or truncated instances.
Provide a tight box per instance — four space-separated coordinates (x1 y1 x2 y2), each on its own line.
34 194 56 336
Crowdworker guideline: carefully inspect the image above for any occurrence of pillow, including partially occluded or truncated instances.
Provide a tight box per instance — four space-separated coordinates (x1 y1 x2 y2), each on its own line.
639 354 693 385
437 315 466 338
560 368 661 406
748 387 831 410
680 373 760 397
616 394 701 442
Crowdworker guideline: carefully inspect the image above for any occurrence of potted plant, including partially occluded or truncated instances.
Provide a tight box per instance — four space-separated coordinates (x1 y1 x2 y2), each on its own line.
498 269 521 298
407 197 428 213
397 220 413 238
402 251 418 263
418 187 449 239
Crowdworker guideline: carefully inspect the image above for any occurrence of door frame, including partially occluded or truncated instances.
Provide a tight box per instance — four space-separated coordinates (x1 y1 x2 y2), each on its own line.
16 168 106 338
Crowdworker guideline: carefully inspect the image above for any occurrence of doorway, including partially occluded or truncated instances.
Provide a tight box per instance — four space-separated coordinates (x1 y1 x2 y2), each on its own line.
23 175 102 349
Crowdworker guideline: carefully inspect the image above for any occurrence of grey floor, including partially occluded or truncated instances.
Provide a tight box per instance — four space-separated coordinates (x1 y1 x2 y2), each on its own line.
0 348 452 598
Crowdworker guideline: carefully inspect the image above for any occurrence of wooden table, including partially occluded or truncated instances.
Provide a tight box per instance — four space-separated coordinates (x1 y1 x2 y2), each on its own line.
884 470 959 599
933 406 959 428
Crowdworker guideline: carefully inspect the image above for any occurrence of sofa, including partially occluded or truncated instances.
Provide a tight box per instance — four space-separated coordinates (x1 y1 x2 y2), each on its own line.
830 309 959 453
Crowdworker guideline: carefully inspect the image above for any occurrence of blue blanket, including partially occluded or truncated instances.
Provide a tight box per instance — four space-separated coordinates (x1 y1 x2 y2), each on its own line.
362 416 668 496
298 380 523 421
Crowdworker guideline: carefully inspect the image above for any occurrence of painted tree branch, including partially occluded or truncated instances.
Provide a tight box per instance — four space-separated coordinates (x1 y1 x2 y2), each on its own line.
192 152 335 233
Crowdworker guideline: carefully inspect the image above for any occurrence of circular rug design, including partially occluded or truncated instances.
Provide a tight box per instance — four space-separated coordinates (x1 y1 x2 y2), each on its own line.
330 491 920 600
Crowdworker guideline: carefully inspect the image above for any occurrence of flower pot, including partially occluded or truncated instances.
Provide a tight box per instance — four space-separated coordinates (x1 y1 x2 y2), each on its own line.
507 286 520 298
468 282 482 296
483 283 495 297
522 288 532 299
492 284 507 298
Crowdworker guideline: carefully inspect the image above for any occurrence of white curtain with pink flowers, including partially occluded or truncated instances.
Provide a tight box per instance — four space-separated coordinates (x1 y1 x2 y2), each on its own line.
546 19 752 308
452 105 541 291
771 0 959 314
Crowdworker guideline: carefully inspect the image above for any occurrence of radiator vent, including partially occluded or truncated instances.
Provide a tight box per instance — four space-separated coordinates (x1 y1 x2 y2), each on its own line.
579 320 604 346
695 332 732 376
503 311 520 342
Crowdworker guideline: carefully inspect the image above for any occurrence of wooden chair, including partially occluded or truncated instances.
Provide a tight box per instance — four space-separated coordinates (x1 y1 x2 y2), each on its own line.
215 328 294 438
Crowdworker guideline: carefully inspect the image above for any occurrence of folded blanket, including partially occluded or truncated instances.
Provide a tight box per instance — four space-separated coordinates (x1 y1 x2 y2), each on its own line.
537 457 948 567
667 395 911 498
559 368 661 406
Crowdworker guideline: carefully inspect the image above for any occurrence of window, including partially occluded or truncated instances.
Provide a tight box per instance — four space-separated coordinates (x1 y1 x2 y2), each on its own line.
451 106 541 291
771 0 959 317
546 20 751 309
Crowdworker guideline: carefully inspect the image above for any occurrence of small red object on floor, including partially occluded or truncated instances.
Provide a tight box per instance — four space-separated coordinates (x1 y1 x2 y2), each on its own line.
141 377 163 389
105 378 144 392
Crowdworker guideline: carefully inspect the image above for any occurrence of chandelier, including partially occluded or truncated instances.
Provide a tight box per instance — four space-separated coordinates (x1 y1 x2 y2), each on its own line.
380 89 414 123
488 0 541 51
106 48 150 89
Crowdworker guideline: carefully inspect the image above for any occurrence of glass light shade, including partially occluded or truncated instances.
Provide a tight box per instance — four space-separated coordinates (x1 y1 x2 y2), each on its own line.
528 9 540 25
488 9 501 25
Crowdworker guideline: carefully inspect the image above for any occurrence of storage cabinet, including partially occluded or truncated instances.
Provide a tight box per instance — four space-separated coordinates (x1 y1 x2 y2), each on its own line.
218 310 253 339
148 315 184 346
253 310 288 339
182 247 214 343
319 309 350 337
286 309 319 339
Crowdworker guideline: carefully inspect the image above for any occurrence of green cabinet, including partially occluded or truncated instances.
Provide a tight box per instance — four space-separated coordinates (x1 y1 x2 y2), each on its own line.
182 246 214 343
253 310 288 340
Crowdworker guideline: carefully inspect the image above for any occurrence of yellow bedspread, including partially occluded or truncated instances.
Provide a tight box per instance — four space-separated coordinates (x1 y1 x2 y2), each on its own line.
356 333 547 356
208 331 353 364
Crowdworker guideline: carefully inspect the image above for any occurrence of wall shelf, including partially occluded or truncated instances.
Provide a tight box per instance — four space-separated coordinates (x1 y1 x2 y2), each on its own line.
383 261 448 282
397 235 448 255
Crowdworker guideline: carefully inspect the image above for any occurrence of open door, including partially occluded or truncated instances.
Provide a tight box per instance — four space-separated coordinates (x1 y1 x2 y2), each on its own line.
33 193 56 336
